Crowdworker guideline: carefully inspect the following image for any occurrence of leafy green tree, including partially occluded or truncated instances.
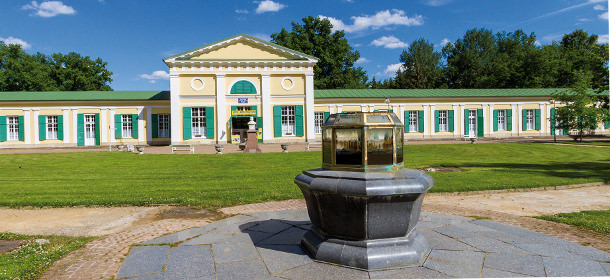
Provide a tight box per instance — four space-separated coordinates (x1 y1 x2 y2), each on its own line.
271 16 368 89
0 42 113 91
442 28 497 88
556 29 608 89
395 38 443 89
551 71 608 142
492 30 543 88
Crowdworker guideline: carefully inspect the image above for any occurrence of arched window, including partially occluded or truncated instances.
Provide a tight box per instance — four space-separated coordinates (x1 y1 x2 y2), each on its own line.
230 80 257 94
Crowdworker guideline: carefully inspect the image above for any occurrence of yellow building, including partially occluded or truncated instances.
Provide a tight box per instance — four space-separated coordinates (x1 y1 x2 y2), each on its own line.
0 34 607 148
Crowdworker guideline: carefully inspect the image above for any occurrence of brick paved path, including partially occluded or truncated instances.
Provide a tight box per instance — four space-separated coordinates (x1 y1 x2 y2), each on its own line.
41 218 211 280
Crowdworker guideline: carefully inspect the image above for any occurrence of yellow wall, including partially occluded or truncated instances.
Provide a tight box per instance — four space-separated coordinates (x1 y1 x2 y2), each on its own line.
270 75 305 95
342 105 361 112
192 41 294 60
180 75 216 96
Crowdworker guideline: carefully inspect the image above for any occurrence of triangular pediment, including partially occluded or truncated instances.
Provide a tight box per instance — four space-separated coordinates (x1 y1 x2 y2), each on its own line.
164 34 318 63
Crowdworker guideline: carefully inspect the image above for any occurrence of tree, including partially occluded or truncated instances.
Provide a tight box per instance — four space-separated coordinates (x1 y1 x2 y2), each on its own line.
395 38 443 89
556 30 608 89
551 71 608 142
271 16 368 89
0 42 113 91
442 28 497 88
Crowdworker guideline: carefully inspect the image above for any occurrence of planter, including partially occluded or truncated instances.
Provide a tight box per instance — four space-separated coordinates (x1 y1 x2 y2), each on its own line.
135 145 145 154
116 145 126 151
215 144 224 155
470 137 477 144
281 144 290 153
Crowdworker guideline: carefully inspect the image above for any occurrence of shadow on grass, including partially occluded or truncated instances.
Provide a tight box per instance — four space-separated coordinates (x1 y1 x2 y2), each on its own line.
457 161 610 182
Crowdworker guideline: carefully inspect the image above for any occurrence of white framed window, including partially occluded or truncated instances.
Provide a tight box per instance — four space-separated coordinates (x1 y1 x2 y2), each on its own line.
314 112 324 135
158 114 169 138
438 110 448 132
46 116 58 140
191 108 206 138
281 105 296 136
526 109 534 130
121 115 133 138
409 111 418 132
497 110 506 131
8 116 19 141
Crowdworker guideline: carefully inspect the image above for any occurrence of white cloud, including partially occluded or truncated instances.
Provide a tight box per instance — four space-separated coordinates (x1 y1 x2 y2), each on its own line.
0 36 32 50
535 40 542 46
356 57 370 64
440 38 451 47
252 33 271 41
599 11 609 20
22 1 76 18
235 9 249 14
255 0 285 14
423 0 453 7
139 71 169 84
370 36 409 49
598 34 609 44
384 63 404 75
594 4 607 10
319 9 424 33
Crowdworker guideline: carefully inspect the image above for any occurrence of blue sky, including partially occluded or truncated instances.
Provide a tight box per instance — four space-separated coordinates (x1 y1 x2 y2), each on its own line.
1 0 608 91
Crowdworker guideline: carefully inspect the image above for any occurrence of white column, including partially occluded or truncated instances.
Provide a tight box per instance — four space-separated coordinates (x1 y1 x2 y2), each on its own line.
459 104 465 137
453 105 458 138
337 105 342 113
510 104 516 136
392 105 398 115
399 105 405 124
216 74 227 143
137 107 145 143
109 108 116 143
146 106 153 143
517 104 523 134
100 108 107 144
305 73 315 141
72 109 78 143
62 109 69 144
261 74 272 141
539 103 546 135
330 106 335 114
547 103 552 135
423 105 430 137
361 105 367 112
33 109 40 144
170 74 180 144
488 104 494 136
23 110 31 145
429 105 435 136
483 104 488 137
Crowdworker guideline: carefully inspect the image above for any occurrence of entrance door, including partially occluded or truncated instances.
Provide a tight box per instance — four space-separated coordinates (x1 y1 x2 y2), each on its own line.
468 110 477 137
231 116 256 143
84 114 96 146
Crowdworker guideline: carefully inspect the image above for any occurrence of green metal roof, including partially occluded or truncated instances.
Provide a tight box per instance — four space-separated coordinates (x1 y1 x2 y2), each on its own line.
314 88 571 98
0 91 170 101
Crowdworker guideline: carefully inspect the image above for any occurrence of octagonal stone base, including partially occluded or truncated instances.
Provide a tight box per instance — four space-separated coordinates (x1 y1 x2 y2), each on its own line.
301 226 430 270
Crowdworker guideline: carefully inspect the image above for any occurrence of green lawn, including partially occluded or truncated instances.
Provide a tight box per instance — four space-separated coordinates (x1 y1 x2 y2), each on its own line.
0 143 608 208
0 232 93 280
536 210 610 234
552 140 610 146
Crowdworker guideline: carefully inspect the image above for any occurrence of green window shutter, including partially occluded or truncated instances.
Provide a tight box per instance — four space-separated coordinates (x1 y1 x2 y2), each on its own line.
39 115 47 141
448 110 455 132
295 105 304 137
183 107 192 140
403 110 409 132
506 109 513 131
251 106 258 116
476 109 483 137
114 114 122 139
168 114 171 137
550 108 555 135
274 105 282 137
418 111 424 133
57 115 63 140
152 114 159 138
434 110 440 132
231 106 237 116
94 114 100 145
324 112 330 122
77 114 84 146
464 109 469 137
18 116 24 141
256 116 263 143
206 107 214 139
605 112 609 129
522 109 527 130
493 110 498 131
535 109 541 130
132 114 138 139
0 116 6 141
230 80 257 94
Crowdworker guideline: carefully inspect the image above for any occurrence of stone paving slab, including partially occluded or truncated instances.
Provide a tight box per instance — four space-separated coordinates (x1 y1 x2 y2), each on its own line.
116 209 610 279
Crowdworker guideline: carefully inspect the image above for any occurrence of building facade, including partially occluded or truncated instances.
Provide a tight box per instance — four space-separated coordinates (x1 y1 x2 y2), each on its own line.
0 34 608 148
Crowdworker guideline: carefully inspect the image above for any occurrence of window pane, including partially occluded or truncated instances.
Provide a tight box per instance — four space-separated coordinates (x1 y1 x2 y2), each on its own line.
409 111 418 132
314 112 324 135
281 106 295 136
46 116 58 140
335 129 362 165
192 108 206 137
159 114 169 138
367 128 394 165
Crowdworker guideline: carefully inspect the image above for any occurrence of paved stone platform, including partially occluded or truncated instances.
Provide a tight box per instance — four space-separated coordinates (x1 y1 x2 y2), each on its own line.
117 209 610 279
